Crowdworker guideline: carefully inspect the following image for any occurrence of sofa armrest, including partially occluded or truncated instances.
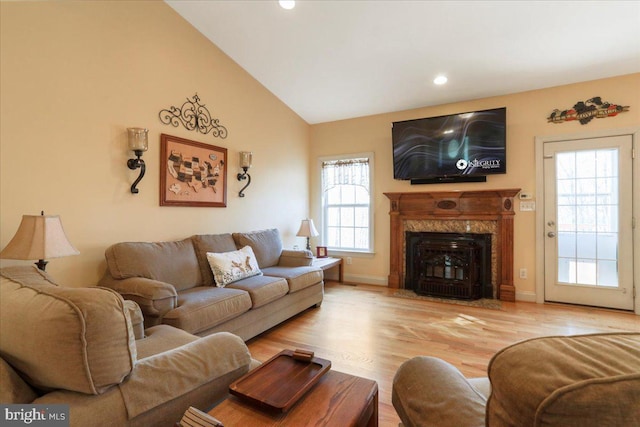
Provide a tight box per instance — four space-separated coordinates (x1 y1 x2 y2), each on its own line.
122 300 145 340
33 332 252 426
119 332 252 419
279 249 313 267
99 273 177 318
392 356 487 427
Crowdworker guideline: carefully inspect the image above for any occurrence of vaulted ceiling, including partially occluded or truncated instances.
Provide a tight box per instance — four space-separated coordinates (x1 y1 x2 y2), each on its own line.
167 1 640 124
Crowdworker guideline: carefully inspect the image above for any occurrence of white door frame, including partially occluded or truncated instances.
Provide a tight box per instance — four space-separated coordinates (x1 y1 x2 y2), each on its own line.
535 127 639 315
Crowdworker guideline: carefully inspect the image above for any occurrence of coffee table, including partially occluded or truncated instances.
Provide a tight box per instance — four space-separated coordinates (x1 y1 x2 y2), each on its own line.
208 369 378 426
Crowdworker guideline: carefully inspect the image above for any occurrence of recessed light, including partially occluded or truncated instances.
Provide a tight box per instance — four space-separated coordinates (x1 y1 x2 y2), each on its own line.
279 0 295 10
433 75 448 85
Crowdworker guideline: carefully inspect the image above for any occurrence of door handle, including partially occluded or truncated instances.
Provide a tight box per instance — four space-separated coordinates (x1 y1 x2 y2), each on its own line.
547 232 556 238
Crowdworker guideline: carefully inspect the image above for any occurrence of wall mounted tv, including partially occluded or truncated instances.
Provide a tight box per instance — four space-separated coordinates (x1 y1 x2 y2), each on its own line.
392 107 506 184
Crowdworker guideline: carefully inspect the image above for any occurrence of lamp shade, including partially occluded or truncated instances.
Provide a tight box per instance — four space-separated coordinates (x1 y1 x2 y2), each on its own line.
296 219 319 238
0 214 79 261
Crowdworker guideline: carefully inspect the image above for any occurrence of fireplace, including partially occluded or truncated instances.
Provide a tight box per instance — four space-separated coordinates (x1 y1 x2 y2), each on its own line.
384 189 520 301
405 232 492 300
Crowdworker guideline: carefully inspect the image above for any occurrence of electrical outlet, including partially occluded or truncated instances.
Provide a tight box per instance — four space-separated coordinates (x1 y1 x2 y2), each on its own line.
519 268 528 279
346 257 352 265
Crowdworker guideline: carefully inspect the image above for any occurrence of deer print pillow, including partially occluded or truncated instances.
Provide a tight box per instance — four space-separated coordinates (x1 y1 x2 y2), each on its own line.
206 245 262 287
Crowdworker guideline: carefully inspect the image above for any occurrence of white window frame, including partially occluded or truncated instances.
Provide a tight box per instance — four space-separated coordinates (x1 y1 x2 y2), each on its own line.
319 152 374 254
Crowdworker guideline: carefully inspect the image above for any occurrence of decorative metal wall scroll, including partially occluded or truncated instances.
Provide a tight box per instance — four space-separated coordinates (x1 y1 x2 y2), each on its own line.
159 93 228 138
547 97 629 125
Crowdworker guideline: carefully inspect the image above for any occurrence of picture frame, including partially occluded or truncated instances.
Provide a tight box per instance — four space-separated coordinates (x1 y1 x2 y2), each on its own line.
316 246 328 258
160 134 227 207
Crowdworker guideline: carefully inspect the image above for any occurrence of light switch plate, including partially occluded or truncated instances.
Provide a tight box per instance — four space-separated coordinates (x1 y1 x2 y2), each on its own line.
520 201 536 211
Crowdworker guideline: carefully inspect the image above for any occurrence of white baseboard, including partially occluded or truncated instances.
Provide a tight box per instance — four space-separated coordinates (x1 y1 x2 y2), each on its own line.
343 273 388 287
515 290 537 302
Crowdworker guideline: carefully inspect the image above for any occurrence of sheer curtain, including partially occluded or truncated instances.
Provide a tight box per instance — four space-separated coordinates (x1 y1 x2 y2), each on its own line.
321 158 370 192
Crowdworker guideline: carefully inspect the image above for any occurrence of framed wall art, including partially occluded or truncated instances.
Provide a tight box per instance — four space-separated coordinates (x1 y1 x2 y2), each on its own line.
160 134 227 207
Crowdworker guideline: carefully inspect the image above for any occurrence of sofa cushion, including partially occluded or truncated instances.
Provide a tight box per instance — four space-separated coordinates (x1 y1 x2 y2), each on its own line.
486 333 640 427
162 286 252 335
135 325 200 360
206 246 262 287
105 238 202 291
226 275 289 308
262 266 323 293
0 267 136 395
232 228 282 268
0 357 37 404
192 234 238 286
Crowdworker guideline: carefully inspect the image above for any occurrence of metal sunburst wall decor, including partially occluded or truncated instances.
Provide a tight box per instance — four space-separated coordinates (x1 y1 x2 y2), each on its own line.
159 93 228 138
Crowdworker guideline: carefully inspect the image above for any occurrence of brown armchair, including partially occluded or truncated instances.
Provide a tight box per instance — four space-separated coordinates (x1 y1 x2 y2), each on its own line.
0 266 254 427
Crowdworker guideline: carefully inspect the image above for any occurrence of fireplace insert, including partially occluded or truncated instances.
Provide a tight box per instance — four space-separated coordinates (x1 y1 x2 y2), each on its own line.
405 232 492 300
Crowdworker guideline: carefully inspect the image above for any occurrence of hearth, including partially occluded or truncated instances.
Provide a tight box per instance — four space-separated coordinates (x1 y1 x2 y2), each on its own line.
406 232 492 300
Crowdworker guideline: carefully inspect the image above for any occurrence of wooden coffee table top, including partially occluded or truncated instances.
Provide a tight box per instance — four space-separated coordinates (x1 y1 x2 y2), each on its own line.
209 369 378 426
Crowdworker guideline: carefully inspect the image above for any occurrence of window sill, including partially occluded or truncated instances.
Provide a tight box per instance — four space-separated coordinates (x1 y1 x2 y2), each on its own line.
327 250 375 259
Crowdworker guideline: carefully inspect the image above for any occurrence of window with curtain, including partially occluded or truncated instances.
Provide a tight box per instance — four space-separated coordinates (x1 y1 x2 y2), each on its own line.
321 154 373 252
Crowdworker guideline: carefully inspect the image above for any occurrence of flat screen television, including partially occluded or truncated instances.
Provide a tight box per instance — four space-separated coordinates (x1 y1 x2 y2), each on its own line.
392 107 506 184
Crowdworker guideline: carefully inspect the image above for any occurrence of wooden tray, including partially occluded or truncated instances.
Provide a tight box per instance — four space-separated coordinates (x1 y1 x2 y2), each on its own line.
229 349 331 412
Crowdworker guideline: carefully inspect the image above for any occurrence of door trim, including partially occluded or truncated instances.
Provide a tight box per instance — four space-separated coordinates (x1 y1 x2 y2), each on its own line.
535 127 639 314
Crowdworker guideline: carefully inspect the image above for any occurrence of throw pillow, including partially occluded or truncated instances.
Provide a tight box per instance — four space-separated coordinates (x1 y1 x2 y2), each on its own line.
206 246 262 287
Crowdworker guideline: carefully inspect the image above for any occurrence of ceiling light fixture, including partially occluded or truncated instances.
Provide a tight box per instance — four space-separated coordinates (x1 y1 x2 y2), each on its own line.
279 0 295 10
433 75 448 85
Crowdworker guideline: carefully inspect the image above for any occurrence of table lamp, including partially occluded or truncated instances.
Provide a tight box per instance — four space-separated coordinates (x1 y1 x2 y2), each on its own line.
0 212 79 271
296 219 319 251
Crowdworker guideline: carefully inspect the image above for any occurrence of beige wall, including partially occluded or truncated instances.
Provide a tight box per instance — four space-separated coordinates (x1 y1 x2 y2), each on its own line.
310 73 640 299
2 2 638 299
0 1 310 286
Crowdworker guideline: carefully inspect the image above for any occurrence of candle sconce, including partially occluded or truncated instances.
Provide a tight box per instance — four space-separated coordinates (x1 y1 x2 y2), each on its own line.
127 127 149 194
237 151 252 197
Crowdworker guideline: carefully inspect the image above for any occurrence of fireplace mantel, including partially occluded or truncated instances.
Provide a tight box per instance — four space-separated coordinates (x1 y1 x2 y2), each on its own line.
384 189 520 301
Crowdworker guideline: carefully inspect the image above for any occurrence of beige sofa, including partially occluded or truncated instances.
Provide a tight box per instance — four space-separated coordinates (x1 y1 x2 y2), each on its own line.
99 228 324 341
392 333 640 427
0 266 255 427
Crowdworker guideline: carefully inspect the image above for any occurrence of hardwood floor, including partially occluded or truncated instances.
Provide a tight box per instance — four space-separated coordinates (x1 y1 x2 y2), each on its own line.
246 281 639 427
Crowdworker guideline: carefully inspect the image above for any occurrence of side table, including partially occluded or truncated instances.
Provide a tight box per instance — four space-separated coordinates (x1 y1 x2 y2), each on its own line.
313 256 343 283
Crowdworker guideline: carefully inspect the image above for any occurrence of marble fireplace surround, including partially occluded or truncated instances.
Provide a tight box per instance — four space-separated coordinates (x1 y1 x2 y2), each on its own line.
384 189 520 302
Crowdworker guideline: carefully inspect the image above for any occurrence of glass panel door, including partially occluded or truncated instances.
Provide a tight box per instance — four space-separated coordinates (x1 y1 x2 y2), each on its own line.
544 135 633 310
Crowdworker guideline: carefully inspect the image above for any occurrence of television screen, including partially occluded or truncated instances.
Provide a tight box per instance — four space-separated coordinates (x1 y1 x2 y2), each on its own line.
392 107 506 181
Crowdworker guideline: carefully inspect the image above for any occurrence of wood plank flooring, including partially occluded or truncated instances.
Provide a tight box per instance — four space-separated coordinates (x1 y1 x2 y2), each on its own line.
246 281 639 427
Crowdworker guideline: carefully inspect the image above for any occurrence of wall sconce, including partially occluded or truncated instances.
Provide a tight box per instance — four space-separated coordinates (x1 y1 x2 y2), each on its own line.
237 151 252 197
127 127 149 194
